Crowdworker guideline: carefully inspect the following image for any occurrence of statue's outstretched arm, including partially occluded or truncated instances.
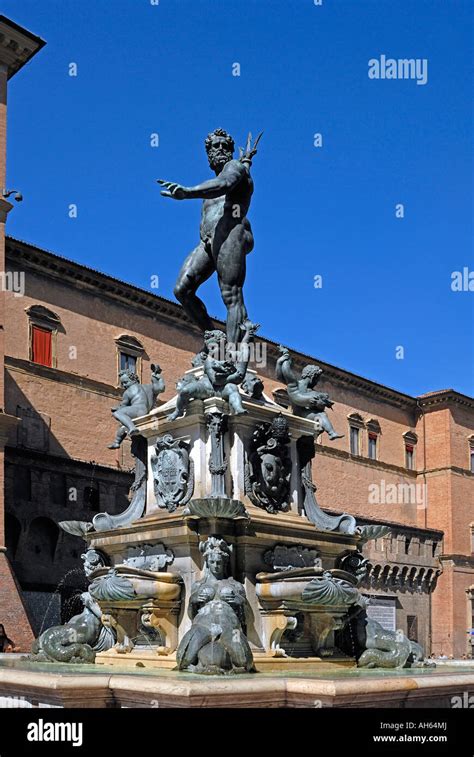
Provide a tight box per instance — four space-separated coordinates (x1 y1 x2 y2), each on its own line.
151 364 165 397
158 160 245 201
276 346 298 389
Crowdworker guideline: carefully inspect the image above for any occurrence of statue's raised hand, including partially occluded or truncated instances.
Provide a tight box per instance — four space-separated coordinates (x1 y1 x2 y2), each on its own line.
240 319 260 338
157 179 187 200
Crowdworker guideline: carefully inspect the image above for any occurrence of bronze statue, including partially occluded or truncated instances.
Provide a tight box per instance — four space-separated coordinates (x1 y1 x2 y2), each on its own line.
30 592 115 663
158 128 261 345
276 346 343 440
108 364 165 448
176 536 254 674
167 320 259 421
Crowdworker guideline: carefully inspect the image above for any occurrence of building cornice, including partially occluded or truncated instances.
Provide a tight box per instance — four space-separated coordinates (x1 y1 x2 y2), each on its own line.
439 554 474 568
417 390 474 411
4 444 131 477
0 16 45 79
424 465 473 478
5 355 121 399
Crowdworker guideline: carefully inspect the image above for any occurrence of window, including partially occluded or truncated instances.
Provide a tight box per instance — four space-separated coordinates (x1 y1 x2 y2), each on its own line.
403 431 418 470
348 413 364 456
115 334 144 382
31 325 52 367
350 426 360 455
26 305 61 368
366 419 380 460
407 615 418 642
50 473 67 506
5 513 21 560
28 517 59 560
84 486 100 512
115 486 130 511
120 352 136 373
368 433 377 460
13 465 32 501
469 437 474 473
405 444 414 470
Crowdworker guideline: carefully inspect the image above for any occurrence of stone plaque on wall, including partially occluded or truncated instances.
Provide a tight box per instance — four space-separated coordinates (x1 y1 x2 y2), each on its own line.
364 595 396 631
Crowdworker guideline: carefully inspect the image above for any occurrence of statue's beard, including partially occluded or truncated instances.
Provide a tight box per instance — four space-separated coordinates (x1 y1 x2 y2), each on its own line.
207 148 233 172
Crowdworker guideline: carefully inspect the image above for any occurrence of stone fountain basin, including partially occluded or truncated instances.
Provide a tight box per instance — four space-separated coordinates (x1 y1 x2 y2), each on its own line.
88 567 182 601
255 567 357 604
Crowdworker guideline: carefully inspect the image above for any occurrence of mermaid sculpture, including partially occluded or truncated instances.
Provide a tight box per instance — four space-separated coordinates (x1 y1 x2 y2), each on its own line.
276 346 343 440
339 601 428 669
176 536 254 674
30 592 115 664
168 320 259 421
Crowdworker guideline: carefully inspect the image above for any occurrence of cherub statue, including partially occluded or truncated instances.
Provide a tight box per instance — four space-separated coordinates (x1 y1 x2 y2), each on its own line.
167 320 259 421
276 346 343 440
108 363 165 448
176 536 254 674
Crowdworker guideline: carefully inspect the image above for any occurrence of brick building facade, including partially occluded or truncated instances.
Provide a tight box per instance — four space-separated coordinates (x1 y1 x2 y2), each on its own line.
0 16 472 659
0 16 45 652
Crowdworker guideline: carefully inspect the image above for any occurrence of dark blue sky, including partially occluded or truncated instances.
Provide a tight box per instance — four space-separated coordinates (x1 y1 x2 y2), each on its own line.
4 0 473 396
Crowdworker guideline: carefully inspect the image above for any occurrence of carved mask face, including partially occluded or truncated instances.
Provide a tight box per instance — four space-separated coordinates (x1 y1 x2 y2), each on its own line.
206 548 227 579
261 453 282 489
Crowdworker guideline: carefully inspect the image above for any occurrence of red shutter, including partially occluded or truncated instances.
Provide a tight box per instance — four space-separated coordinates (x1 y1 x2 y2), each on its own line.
32 326 52 367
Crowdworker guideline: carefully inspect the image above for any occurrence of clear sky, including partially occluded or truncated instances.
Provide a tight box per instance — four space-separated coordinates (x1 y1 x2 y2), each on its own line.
4 0 473 396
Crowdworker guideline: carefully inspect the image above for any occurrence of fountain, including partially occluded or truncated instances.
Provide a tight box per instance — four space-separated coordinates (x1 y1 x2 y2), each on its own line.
1 127 473 707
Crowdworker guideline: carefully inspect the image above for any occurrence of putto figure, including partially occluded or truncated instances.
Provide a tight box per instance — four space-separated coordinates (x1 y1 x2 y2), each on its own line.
168 320 259 421
276 346 343 441
158 128 262 345
108 364 165 448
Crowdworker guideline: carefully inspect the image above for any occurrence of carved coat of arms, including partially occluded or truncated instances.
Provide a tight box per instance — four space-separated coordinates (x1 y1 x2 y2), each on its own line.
151 434 194 512
245 414 291 513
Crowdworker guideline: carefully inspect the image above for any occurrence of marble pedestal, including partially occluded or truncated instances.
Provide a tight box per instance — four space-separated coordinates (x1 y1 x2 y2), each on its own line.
87 387 362 670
